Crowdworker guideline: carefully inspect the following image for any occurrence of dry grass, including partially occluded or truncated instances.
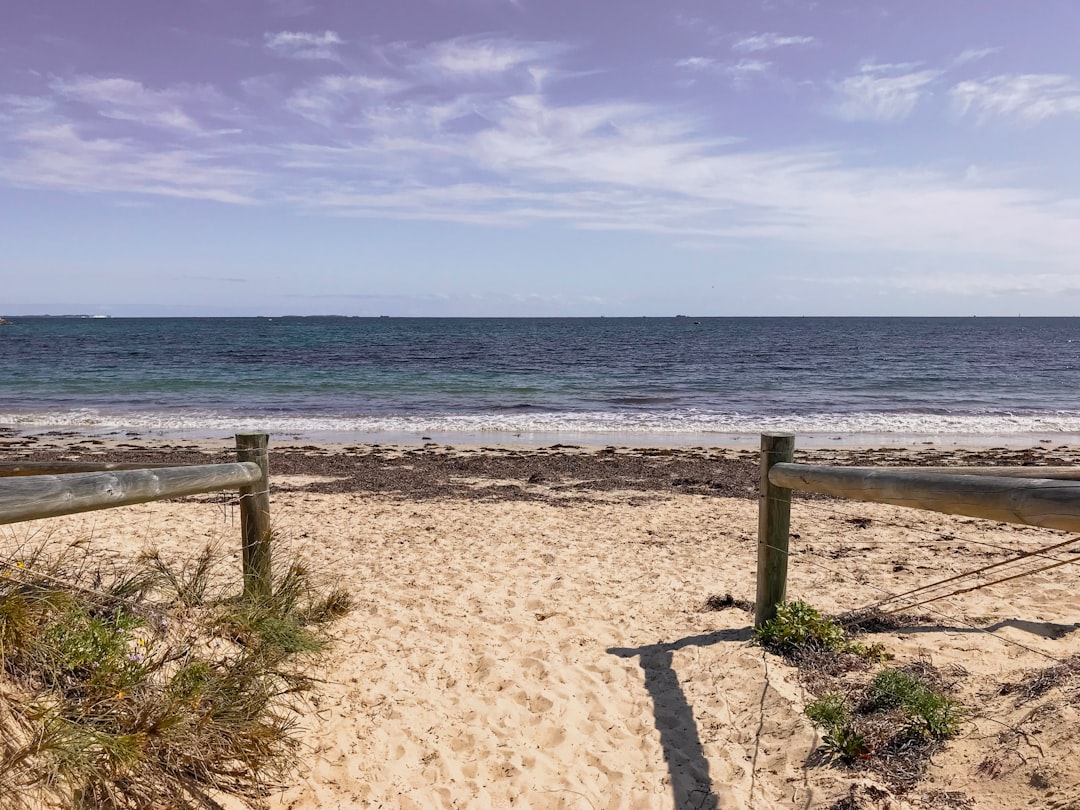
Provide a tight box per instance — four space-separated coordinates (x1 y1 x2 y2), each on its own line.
998 654 1080 706
0 538 350 810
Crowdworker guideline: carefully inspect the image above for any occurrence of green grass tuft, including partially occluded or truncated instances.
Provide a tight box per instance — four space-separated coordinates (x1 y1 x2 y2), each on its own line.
866 668 962 740
805 691 849 728
0 542 351 810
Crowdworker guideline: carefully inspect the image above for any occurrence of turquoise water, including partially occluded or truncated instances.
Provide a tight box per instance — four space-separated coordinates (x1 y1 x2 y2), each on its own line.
2 316 1080 442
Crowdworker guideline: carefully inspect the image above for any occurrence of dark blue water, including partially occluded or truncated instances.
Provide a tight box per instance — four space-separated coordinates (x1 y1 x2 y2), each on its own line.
2 316 1080 439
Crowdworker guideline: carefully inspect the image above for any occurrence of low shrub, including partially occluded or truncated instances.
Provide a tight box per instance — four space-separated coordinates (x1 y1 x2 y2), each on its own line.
0 541 350 810
755 600 888 663
866 668 962 740
756 600 847 653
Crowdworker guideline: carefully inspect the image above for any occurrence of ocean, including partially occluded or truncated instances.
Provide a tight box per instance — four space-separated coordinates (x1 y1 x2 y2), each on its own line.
3 316 1080 446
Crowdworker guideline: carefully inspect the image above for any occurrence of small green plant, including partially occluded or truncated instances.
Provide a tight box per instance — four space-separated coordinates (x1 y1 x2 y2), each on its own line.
866 668 925 710
806 691 849 728
755 600 848 654
866 668 962 740
805 693 869 762
779 604 964 791
822 723 869 762
143 544 217 607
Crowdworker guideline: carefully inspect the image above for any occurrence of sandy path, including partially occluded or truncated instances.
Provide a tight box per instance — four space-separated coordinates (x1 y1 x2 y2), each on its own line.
4 454 1080 808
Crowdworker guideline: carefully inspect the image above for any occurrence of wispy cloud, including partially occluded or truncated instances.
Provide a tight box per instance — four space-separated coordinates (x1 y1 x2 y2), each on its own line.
0 119 257 204
264 30 343 61
831 64 939 122
951 74 1080 124
732 32 816 53
889 272 1080 297
2 37 1080 277
675 57 716 72
270 88 1080 268
51 76 220 134
727 59 771 85
285 74 403 125
423 37 551 77
951 46 999 67
675 56 770 87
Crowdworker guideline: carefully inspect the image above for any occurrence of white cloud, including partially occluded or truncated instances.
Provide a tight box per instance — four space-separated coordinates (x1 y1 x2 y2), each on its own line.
51 76 216 133
951 46 999 67
270 90 1080 271
425 37 548 76
831 66 939 122
951 74 1080 124
285 74 403 125
264 30 343 61
675 57 717 71
4 41 1080 283
727 59 771 84
1 119 257 204
733 32 815 53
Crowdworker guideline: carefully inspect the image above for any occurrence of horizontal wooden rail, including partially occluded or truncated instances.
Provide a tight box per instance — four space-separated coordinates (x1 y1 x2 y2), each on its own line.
884 466 1080 480
769 462 1080 533
0 462 262 526
0 461 178 477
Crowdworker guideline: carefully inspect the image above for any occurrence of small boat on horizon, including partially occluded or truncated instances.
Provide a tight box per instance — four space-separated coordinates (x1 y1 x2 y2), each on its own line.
0 316 11 325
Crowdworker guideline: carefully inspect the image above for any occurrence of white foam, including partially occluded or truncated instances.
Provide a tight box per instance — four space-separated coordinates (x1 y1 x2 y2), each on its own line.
4 407 1080 437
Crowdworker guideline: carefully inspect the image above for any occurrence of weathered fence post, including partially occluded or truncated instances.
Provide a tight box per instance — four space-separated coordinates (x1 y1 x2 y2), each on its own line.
756 432 795 627
236 433 272 599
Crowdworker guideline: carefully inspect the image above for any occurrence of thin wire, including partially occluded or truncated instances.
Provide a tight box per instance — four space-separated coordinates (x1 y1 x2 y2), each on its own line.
769 493 1075 564
881 554 1080 615
769 491 1080 623
757 539 1067 664
864 533 1080 611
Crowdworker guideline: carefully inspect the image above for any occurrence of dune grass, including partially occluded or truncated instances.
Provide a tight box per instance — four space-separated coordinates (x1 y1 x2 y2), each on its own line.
0 538 350 810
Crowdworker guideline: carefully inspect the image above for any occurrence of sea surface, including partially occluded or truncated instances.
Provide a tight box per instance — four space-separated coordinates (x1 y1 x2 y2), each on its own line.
3 316 1080 446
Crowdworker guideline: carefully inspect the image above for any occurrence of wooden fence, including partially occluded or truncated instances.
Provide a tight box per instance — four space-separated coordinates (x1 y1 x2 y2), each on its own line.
0 432 273 598
755 432 1080 626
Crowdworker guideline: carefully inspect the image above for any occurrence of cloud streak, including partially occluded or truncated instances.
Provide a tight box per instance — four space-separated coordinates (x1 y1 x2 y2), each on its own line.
1 34 1079 282
831 65 940 122
265 30 344 61
51 76 226 134
732 32 816 52
425 37 550 76
951 74 1080 124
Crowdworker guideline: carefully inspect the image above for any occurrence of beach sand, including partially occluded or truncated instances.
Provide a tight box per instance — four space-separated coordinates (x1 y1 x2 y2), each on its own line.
3 434 1080 809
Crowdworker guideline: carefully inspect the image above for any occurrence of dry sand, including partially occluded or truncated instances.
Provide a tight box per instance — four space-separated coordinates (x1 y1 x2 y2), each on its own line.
3 436 1080 809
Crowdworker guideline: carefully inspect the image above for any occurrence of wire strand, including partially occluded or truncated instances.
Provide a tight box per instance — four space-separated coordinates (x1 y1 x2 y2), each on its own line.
769 494 1074 563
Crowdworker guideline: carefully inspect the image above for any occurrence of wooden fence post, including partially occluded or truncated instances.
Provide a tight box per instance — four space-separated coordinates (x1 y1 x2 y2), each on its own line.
756 432 795 627
236 433 272 599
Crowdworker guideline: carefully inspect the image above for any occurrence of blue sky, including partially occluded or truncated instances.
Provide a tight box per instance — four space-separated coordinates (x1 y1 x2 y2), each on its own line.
2 0 1080 316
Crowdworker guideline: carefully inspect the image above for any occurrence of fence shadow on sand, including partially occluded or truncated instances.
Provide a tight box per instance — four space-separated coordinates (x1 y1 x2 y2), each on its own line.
608 628 753 810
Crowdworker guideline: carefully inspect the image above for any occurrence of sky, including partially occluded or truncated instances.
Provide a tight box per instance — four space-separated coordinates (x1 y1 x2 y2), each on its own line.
2 0 1080 317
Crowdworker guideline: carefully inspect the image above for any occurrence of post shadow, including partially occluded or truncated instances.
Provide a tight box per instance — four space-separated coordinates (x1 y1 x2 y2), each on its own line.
608 628 753 810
